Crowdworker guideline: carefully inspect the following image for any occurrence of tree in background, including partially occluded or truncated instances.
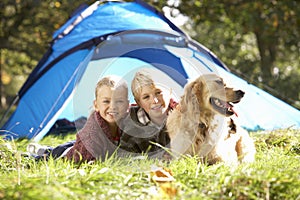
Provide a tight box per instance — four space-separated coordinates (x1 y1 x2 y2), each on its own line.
148 0 300 109
0 0 85 110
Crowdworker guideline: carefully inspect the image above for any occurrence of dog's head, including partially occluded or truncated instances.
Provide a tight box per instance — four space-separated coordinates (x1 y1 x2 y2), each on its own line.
181 74 244 119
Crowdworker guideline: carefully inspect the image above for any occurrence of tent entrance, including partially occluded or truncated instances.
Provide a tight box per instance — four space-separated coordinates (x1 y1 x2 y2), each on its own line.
53 30 219 137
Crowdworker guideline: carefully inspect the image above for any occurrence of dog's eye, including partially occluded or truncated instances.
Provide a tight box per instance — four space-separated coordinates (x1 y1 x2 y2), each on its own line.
216 80 224 85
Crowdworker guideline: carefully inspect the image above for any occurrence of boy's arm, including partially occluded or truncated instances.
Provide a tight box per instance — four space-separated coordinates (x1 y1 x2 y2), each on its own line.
65 134 95 163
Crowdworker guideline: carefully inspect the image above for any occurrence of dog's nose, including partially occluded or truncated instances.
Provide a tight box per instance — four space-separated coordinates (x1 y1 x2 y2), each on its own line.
237 90 245 97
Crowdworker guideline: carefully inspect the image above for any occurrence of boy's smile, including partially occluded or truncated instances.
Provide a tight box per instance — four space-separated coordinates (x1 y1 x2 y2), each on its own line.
94 85 129 125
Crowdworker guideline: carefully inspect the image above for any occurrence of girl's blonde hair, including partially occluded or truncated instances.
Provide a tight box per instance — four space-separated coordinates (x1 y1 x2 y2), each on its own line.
131 71 155 100
95 75 128 98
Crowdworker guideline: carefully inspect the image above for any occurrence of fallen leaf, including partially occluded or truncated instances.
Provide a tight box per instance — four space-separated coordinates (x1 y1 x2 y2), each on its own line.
150 166 175 183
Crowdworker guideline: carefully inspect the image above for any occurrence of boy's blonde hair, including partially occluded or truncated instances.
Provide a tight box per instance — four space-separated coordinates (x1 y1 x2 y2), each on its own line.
131 71 155 100
95 75 128 98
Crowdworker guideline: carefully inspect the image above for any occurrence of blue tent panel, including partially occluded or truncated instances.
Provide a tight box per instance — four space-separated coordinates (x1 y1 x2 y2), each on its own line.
2 49 93 139
18 1 182 99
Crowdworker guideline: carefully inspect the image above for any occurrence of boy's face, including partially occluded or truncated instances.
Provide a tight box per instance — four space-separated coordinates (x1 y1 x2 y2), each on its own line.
136 84 166 118
94 86 129 124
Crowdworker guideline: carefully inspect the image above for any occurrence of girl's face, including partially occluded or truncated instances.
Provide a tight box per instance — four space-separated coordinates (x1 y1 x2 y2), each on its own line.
94 86 129 125
137 84 166 119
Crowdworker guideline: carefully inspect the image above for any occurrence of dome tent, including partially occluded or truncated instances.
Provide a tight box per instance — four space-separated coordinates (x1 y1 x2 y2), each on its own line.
1 0 300 141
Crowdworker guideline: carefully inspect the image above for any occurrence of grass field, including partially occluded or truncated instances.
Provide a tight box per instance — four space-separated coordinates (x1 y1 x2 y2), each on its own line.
0 129 299 200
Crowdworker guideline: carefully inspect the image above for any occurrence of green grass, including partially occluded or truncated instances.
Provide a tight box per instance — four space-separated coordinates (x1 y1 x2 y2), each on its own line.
0 129 300 200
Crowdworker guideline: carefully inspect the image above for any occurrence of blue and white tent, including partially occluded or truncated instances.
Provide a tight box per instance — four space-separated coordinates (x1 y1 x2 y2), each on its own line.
1 0 300 141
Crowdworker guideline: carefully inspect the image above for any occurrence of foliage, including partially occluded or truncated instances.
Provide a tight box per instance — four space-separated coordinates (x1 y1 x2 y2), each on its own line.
0 0 299 112
0 0 89 108
0 129 300 199
147 0 300 109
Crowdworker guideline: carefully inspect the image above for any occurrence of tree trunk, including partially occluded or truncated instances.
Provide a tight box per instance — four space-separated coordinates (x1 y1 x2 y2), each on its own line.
0 50 3 109
254 31 277 86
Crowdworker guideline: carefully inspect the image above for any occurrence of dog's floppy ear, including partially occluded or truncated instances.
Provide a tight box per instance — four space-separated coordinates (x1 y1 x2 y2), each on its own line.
180 80 202 115
180 81 194 112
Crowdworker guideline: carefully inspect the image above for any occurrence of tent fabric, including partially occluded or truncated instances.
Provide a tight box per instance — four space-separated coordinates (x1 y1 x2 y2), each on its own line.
18 1 186 97
1 0 300 141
